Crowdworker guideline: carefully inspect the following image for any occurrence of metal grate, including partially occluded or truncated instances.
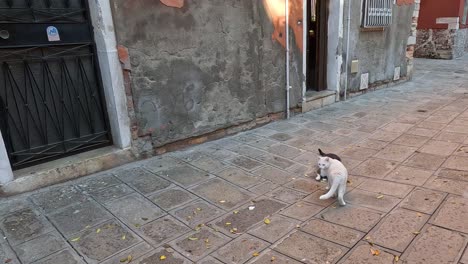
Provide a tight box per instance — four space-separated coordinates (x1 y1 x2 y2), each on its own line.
362 0 393 28
0 0 111 169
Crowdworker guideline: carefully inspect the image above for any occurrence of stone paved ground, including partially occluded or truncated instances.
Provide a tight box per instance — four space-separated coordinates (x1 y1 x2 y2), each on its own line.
1 57 468 264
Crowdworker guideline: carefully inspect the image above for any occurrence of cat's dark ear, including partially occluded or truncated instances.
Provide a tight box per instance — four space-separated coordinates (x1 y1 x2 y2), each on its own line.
318 149 324 156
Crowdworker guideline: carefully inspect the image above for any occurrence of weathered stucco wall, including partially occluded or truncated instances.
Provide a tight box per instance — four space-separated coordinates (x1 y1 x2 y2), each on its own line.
344 2 415 92
110 0 302 151
414 28 467 59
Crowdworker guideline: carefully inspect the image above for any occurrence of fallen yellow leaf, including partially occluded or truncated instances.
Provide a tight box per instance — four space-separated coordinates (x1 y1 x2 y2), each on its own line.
121 235 126 240
264 218 271 224
119 255 132 263
271 256 276 261
196 208 202 211
233 211 239 214
253 252 260 257
205 239 209 243
70 237 80 242
160 255 166 260
365 236 371 240
417 213 422 217
412 231 420 235
96 228 101 234
376 195 384 199
219 200 226 204
370 248 380 256
394 255 400 262
188 237 198 241
225 222 231 226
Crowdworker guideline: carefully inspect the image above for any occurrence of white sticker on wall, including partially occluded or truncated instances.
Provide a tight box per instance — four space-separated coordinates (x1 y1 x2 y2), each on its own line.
46 26 60 42
360 73 369 90
394 66 401 81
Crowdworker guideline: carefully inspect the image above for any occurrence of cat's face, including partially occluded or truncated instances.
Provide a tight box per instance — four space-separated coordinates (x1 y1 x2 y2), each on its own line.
318 157 330 169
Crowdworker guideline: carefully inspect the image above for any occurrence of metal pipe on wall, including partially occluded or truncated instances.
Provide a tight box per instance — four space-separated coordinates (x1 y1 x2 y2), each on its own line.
286 0 290 119
302 0 307 106
344 0 351 100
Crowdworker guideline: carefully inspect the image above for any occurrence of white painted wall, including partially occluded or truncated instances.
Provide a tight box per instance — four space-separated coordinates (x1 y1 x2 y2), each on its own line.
327 0 345 97
0 131 13 185
88 0 132 149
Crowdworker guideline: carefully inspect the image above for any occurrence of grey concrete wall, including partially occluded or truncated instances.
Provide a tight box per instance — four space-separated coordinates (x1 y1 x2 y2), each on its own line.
110 1 302 147
344 2 415 92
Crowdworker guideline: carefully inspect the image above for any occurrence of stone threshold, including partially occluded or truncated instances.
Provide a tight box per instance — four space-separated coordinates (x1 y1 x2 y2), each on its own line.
301 90 337 112
0 146 136 197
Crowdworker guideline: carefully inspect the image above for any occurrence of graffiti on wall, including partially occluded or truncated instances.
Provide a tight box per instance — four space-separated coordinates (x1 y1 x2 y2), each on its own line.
159 0 303 52
262 0 304 52
160 0 184 8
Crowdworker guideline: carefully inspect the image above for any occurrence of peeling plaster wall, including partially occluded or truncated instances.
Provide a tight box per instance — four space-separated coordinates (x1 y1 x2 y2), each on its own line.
110 0 302 149
343 2 415 93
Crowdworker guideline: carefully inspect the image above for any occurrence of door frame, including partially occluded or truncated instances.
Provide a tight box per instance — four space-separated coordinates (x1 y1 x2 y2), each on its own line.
306 0 329 91
301 0 344 101
0 0 131 181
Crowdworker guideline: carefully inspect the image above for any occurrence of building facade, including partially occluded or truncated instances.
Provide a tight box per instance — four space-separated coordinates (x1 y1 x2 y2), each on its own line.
0 0 419 194
415 0 468 59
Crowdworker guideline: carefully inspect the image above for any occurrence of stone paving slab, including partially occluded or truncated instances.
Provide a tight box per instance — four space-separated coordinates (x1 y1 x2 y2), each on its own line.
3 57 468 264
212 234 269 264
400 187 447 214
301 219 365 248
430 195 468 233
13 231 66 263
70 220 140 263
338 242 399 264
274 230 347 264
401 225 467 264
368 208 429 252
247 249 301 264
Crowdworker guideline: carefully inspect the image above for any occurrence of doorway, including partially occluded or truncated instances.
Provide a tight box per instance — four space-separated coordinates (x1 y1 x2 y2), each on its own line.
306 0 328 91
0 0 112 170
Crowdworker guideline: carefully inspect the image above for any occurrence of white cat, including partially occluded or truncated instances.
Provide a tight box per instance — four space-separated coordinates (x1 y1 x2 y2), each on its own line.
317 156 348 206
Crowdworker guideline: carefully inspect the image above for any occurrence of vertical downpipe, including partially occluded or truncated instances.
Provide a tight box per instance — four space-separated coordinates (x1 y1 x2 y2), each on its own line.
344 0 352 100
286 0 291 119
302 0 307 106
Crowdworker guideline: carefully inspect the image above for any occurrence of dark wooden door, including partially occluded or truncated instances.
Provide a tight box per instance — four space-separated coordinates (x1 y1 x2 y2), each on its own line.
307 0 328 91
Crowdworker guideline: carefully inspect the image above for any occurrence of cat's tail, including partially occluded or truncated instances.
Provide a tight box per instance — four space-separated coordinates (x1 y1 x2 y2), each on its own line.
320 182 339 200
318 149 325 156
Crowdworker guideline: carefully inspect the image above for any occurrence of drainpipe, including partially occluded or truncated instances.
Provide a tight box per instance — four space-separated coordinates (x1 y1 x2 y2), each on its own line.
302 0 307 106
286 0 291 119
344 0 352 100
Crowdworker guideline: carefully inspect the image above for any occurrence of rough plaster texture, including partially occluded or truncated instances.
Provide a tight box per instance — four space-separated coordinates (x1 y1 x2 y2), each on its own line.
344 3 415 92
111 0 302 148
414 29 466 59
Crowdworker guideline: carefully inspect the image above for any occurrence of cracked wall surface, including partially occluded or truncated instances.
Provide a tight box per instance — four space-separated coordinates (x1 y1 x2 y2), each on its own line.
110 0 302 151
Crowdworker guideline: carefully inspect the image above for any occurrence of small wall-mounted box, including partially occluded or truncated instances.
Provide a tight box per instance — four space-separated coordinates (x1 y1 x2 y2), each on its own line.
351 60 359 74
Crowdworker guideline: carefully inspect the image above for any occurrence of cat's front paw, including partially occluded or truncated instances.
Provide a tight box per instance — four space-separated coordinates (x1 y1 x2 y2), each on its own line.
315 174 321 181
319 195 327 200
